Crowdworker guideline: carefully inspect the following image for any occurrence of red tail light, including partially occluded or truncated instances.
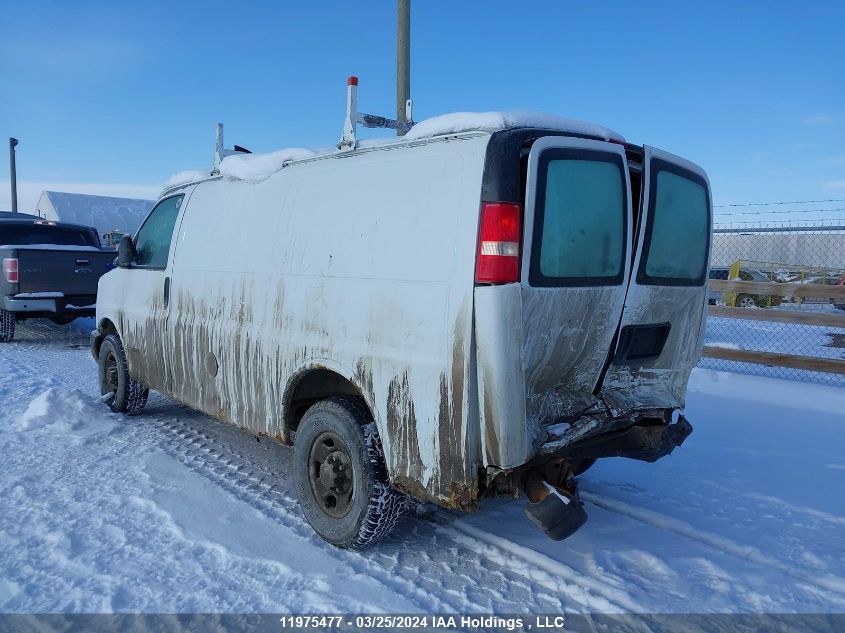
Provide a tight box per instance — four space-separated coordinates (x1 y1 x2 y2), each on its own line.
475 202 522 284
3 258 18 283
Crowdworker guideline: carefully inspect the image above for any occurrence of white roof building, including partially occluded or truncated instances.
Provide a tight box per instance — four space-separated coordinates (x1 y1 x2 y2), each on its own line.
34 191 153 237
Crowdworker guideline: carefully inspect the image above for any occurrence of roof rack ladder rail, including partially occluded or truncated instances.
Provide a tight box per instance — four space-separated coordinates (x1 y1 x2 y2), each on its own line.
338 76 414 151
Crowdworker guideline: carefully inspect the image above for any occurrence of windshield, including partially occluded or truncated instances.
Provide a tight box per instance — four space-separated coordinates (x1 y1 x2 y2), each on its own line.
639 160 710 285
529 148 627 287
0 224 99 248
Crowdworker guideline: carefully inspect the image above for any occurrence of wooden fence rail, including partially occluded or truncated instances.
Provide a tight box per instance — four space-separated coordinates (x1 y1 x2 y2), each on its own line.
708 279 845 300
703 281 845 375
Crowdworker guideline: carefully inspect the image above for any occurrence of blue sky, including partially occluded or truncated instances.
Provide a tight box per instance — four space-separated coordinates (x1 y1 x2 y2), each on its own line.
1 0 843 221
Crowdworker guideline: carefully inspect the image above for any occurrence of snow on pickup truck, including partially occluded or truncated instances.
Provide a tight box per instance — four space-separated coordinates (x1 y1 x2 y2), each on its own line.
1 217 115 342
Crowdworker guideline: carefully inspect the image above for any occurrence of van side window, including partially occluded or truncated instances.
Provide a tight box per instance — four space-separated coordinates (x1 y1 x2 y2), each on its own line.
134 195 184 269
529 149 627 287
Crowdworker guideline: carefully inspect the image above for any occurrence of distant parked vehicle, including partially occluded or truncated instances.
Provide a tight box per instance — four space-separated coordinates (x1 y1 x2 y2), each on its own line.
834 274 845 311
0 217 115 342
708 267 781 307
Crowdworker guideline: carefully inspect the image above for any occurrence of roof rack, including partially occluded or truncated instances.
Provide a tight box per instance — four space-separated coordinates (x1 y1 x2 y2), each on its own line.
212 123 251 174
338 76 414 150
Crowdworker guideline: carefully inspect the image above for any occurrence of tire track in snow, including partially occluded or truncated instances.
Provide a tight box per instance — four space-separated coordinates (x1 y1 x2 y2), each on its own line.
145 415 455 614
147 414 633 613
2 323 635 614
432 519 641 612
582 491 845 596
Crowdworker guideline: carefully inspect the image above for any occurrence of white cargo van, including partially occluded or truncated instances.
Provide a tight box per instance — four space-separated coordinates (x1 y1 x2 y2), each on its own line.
92 112 711 547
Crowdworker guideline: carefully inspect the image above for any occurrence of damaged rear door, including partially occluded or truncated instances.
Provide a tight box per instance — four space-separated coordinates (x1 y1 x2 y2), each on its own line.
519 137 633 448
598 147 712 412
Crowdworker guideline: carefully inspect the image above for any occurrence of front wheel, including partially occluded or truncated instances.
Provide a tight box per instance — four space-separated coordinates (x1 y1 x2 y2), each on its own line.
98 333 149 415
294 398 406 548
0 309 15 342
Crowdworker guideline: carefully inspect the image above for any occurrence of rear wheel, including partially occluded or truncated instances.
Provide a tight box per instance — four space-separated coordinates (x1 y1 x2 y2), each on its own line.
736 294 756 308
294 397 405 548
0 309 15 342
98 333 148 415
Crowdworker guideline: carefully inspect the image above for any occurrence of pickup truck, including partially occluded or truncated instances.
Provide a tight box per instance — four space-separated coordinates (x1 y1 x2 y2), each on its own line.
1 216 115 342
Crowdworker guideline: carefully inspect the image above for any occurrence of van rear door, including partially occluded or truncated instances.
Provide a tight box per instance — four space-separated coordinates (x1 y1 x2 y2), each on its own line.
598 146 711 412
519 136 633 427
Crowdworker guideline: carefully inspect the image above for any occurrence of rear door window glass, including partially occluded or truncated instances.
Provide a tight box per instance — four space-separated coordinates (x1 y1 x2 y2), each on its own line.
529 149 627 287
134 195 183 269
639 162 710 285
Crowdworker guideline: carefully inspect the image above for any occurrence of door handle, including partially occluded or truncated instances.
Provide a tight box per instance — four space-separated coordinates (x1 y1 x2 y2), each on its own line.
163 276 171 308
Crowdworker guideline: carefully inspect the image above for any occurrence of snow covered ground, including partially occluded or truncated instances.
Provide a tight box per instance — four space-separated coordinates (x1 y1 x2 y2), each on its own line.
0 319 843 615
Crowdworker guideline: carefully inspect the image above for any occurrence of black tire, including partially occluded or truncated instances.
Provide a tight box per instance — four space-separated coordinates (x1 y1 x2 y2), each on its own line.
294 397 406 548
0 309 14 342
736 294 756 308
571 458 596 476
98 333 149 415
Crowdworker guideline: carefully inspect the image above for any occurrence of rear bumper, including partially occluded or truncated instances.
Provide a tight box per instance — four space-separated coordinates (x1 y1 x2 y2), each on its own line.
560 416 693 463
1 295 96 317
2 297 58 312
538 409 693 463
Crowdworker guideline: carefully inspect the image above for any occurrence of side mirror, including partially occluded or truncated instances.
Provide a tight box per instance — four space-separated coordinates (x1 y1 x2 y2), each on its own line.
117 235 135 268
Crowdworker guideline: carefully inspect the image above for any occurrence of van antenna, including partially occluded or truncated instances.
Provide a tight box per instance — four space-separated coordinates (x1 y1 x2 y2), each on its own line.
212 123 251 174
338 76 414 150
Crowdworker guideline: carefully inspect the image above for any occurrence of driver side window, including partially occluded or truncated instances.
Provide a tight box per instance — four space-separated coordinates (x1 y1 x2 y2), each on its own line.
134 195 184 269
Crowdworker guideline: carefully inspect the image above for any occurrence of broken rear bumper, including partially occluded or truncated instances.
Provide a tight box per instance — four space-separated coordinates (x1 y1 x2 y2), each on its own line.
561 415 693 463
538 410 693 464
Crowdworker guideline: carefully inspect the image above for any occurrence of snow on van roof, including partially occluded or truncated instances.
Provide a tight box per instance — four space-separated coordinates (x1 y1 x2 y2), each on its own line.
405 111 624 142
219 147 317 181
161 111 623 192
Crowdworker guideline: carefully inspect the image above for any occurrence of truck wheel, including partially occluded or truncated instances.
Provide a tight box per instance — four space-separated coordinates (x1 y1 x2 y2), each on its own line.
736 294 756 308
294 397 406 548
98 333 148 415
0 310 14 342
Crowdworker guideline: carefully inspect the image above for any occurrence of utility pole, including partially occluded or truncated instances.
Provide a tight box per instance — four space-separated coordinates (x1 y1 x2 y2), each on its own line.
8 138 18 213
396 0 410 135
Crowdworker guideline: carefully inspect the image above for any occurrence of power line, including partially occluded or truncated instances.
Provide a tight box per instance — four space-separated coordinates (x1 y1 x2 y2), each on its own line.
714 207 845 217
714 218 845 225
714 198 845 208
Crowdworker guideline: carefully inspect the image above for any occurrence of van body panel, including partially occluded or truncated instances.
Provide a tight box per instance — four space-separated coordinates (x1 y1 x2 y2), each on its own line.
100 187 196 395
474 282 528 468
519 137 633 434
151 136 489 508
599 146 711 413
94 124 711 520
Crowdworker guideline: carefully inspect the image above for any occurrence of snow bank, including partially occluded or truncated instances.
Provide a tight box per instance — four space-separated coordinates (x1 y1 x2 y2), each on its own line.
14 388 116 442
218 148 317 182
405 111 625 142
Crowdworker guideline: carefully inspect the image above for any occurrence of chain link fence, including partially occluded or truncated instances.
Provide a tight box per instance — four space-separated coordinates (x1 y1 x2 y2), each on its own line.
700 220 845 387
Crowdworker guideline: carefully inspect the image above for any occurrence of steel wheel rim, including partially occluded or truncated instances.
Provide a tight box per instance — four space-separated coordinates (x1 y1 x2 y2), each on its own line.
307 431 354 519
739 296 756 308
